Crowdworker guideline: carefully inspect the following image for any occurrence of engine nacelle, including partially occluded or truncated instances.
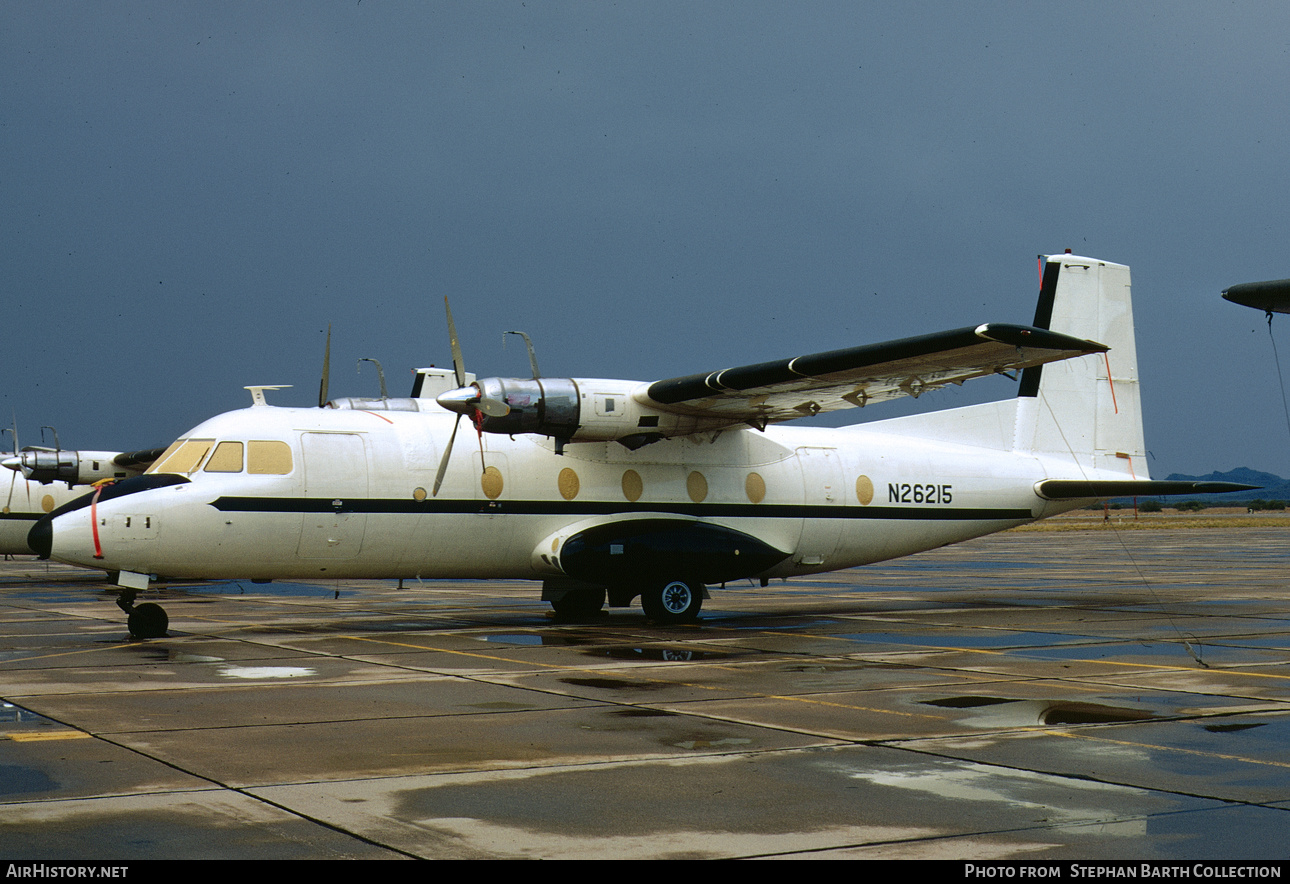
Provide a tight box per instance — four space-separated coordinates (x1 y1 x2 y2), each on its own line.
3 450 142 487
472 377 581 440
438 376 712 448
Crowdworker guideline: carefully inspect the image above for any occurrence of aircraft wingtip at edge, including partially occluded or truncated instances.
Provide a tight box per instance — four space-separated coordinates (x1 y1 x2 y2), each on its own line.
1221 278 1290 315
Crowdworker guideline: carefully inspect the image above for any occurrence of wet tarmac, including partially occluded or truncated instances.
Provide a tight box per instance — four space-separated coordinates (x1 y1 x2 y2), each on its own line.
2 525 1290 859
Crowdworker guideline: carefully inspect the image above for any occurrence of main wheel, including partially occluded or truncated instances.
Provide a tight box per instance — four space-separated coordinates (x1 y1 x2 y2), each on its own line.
550 587 606 620
127 602 169 639
641 579 703 624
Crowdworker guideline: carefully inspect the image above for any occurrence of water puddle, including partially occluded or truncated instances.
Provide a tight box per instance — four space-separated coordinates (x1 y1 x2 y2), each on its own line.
483 634 544 646
1204 722 1266 733
589 646 719 662
921 696 1157 726
0 701 58 726
131 648 224 663
560 677 667 692
217 665 315 680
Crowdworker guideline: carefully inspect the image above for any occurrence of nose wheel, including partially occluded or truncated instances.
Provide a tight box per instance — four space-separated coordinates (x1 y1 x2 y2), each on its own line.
641 578 704 624
115 589 169 639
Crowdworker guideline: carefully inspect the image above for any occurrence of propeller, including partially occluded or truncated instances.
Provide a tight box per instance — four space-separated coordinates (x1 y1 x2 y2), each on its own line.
318 324 332 407
431 297 510 497
2 417 20 514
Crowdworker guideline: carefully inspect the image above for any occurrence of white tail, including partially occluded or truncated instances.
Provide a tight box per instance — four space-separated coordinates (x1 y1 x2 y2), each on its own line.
1014 254 1147 478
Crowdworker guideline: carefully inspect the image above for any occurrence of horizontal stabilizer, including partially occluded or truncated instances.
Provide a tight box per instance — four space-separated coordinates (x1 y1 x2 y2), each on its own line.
1035 480 1259 501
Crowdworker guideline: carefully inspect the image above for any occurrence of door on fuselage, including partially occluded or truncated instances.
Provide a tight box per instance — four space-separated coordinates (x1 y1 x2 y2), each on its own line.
297 432 369 560
794 446 845 568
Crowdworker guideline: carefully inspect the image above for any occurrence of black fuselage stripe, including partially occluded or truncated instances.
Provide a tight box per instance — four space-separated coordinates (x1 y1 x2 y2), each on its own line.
210 496 1033 521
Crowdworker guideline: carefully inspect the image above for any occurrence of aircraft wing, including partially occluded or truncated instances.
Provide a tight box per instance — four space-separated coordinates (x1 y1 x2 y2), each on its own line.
1222 279 1290 315
642 323 1107 426
3 445 169 486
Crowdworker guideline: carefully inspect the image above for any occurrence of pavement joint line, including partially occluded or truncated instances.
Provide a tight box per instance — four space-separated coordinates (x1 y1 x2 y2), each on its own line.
334 633 950 721
1050 727 1290 771
3 642 137 664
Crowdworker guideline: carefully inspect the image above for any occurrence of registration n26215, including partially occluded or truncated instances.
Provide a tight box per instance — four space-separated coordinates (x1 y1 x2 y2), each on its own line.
888 483 953 504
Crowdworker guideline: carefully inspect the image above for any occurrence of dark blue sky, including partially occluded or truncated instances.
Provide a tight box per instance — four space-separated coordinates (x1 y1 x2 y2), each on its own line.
4 2 1289 475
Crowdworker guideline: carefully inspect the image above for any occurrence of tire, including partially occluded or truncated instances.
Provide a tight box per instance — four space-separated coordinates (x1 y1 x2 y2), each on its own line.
642 579 703 624
550 587 606 619
127 602 169 639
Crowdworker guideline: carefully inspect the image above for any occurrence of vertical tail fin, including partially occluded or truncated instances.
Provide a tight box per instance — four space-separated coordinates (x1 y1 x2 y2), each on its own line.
1015 254 1147 478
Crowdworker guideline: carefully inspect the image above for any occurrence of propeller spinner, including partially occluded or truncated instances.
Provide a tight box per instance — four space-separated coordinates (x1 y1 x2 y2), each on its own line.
432 298 510 496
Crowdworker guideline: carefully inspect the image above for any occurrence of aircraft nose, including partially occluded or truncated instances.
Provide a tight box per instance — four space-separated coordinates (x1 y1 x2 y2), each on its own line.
28 515 52 559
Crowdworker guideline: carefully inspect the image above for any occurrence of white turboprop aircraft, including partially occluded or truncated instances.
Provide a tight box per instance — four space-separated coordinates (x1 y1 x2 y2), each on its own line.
0 443 163 555
30 253 1251 637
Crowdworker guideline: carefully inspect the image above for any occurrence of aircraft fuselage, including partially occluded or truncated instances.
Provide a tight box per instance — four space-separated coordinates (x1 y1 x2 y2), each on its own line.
37 400 1087 584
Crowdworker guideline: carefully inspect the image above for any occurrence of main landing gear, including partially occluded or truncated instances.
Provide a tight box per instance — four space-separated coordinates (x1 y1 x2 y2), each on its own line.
545 577 707 624
549 586 607 620
640 578 704 624
115 589 168 639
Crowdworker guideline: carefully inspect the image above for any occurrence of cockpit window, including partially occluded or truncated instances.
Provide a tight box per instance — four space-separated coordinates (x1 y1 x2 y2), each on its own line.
144 440 184 474
148 439 215 475
247 440 292 474
204 441 244 473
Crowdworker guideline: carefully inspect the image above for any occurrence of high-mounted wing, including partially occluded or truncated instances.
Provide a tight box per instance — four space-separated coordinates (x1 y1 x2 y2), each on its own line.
642 323 1107 426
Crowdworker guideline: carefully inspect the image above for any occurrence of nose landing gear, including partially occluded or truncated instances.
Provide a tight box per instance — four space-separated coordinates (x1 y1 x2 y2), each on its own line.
115 589 168 639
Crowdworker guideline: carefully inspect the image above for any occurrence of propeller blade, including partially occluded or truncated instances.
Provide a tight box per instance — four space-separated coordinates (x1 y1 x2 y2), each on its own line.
432 414 461 497
318 324 332 407
476 395 510 418
445 297 466 389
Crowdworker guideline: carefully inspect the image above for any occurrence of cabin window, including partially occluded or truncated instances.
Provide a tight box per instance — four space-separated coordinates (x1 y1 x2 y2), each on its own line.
204 441 244 473
149 439 215 475
247 440 293 474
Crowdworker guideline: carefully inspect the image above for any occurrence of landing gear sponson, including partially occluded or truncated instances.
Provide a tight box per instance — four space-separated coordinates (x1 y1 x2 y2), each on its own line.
541 518 786 624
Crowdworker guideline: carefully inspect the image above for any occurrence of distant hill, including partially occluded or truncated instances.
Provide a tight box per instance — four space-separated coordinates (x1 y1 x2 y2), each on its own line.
1066 467 1288 508
1155 467 1290 504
